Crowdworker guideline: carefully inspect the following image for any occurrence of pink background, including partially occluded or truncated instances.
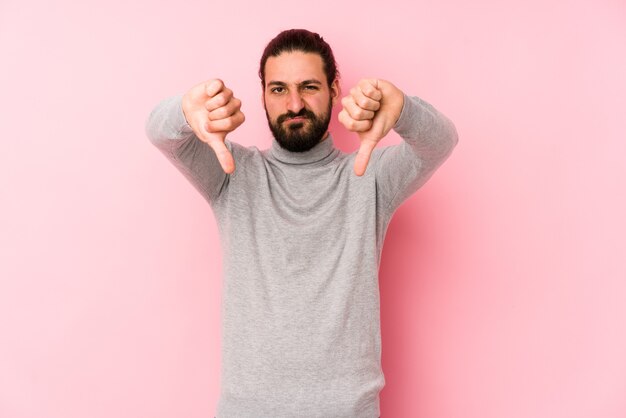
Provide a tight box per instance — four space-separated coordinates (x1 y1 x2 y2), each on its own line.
1 0 625 417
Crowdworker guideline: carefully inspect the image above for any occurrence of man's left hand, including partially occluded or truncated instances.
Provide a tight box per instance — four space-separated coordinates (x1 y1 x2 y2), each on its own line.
338 79 404 176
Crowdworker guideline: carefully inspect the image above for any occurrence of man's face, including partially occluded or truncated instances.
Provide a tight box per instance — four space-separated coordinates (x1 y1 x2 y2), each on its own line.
263 51 339 152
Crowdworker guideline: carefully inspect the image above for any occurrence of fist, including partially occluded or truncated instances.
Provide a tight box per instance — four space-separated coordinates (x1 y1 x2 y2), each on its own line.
182 79 245 174
338 79 404 176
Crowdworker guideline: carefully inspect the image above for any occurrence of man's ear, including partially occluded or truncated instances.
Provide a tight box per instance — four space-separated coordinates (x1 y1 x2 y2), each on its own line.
260 82 265 107
330 78 341 105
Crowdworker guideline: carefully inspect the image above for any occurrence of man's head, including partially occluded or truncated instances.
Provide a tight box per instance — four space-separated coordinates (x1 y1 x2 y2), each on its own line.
259 29 340 152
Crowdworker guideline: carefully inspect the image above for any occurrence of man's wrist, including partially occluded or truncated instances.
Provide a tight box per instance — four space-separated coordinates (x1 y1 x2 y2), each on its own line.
178 95 194 133
392 92 410 131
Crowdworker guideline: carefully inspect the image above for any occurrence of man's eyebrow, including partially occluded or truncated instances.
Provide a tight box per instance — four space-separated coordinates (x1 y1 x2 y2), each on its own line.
299 79 322 86
267 79 323 87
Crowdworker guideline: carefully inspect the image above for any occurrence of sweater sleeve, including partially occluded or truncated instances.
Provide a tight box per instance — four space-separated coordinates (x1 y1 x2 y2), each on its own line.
145 94 230 204
373 94 459 215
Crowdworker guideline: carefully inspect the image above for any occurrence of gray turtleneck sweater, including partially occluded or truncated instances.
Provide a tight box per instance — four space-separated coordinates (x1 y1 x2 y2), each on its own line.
145 93 458 418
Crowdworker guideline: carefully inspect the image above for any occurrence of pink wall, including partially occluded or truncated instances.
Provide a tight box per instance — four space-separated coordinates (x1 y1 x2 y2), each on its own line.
1 0 625 417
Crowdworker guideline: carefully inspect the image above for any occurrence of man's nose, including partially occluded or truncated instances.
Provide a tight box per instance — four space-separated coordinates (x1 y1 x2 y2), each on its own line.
287 90 304 113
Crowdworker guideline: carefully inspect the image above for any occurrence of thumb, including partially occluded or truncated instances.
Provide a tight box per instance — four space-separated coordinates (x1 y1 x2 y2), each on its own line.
207 138 235 174
353 139 377 176
194 119 235 174
205 79 223 98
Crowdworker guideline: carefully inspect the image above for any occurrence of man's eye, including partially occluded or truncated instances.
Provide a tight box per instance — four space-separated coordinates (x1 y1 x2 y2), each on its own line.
271 87 285 93
304 85 318 90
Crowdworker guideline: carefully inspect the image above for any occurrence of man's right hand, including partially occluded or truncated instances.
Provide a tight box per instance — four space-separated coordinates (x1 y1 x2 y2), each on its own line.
182 79 245 174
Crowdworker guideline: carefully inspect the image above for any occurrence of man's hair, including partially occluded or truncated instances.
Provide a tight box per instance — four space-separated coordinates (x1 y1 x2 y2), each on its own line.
259 29 339 88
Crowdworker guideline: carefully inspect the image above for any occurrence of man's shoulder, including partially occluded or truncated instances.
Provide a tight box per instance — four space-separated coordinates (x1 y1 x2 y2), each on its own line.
225 139 265 159
221 139 274 177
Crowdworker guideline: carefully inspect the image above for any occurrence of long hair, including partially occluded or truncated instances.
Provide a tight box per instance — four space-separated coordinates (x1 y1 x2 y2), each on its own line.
259 29 340 88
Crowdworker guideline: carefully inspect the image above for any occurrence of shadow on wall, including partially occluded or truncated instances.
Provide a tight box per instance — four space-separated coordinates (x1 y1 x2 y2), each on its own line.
378 183 458 413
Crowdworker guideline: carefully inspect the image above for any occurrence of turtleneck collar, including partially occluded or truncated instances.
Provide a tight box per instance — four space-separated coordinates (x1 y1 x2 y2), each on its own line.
269 132 339 165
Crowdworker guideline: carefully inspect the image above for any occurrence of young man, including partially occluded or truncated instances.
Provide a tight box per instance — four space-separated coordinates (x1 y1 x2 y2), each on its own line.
146 29 458 418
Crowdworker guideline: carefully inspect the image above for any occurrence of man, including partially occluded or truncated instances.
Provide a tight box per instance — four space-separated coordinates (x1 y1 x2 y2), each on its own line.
146 29 458 418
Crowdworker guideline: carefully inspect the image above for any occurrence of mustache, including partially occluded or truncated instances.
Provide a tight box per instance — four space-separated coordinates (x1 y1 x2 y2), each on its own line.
277 108 316 124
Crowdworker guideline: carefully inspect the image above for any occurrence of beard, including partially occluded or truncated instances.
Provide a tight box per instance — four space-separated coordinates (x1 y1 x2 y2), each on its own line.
265 100 333 153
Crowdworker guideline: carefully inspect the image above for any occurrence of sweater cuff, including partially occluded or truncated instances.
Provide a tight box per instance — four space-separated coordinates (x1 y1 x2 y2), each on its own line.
174 94 194 134
392 93 423 139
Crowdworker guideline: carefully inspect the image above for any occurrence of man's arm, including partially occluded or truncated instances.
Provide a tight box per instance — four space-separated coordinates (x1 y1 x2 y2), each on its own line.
145 79 245 204
374 93 458 214
339 79 458 213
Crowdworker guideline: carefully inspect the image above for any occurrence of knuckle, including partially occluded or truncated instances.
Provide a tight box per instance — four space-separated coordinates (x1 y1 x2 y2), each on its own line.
338 110 346 124
354 108 367 119
207 124 217 133
215 108 227 120
224 118 235 130
215 94 227 107
357 97 369 108
339 111 349 125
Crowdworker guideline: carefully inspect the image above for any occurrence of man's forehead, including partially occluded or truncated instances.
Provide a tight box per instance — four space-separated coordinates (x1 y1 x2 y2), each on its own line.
264 51 326 84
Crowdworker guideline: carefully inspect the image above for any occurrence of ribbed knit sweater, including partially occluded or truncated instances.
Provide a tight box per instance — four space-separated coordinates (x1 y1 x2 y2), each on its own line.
146 93 458 418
